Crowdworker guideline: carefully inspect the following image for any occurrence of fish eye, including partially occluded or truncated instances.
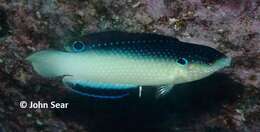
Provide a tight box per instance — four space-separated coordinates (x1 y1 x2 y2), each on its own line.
177 58 188 65
72 41 85 52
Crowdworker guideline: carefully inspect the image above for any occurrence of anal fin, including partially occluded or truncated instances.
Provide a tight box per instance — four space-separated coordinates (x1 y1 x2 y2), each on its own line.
62 76 137 90
62 76 136 99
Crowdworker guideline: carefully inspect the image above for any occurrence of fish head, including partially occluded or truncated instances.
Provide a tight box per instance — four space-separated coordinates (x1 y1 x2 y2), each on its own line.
172 44 231 84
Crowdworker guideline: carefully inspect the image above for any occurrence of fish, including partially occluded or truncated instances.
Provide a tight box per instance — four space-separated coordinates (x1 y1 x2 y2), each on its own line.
26 31 231 99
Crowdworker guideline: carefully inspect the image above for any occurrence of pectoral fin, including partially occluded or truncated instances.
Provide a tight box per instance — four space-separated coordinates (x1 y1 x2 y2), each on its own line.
155 84 174 98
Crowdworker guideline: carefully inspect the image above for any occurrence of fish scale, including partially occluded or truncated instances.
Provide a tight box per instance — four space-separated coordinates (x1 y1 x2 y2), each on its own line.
77 32 222 64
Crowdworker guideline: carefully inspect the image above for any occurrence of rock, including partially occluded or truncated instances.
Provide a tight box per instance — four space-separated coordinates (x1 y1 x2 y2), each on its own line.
26 113 32 118
0 125 6 132
144 0 169 19
36 119 43 126
135 12 153 25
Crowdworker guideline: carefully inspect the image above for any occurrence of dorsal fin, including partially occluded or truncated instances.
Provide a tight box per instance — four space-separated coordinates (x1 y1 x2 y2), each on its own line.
83 31 179 44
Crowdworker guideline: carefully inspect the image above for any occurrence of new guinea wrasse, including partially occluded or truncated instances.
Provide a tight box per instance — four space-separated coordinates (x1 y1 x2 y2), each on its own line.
26 31 231 99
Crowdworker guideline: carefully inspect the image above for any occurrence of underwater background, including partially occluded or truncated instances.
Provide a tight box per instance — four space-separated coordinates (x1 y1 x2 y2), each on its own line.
0 0 259 132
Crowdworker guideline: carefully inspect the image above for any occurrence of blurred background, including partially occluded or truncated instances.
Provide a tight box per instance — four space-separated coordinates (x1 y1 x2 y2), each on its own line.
0 0 259 131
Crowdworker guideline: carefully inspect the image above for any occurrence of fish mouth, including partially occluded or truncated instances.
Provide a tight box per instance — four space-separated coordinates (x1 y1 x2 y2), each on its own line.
64 81 130 99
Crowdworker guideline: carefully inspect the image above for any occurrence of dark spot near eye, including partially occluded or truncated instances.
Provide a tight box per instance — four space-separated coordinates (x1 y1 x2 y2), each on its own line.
177 58 188 65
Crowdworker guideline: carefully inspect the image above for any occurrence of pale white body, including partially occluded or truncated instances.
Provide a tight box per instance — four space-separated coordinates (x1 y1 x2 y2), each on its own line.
28 50 231 89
